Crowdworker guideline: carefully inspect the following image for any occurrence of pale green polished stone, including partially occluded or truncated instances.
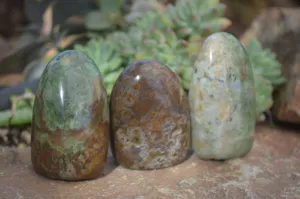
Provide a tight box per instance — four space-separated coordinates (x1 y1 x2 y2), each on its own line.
188 32 256 160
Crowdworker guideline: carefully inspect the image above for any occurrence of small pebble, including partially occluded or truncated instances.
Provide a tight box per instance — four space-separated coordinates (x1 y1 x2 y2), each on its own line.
10 128 20 146
20 130 31 145
134 196 146 199
18 143 26 149
178 177 197 187
0 128 9 145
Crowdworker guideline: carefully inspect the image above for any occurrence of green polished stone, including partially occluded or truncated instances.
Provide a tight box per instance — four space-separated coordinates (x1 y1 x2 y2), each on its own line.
31 50 109 181
188 32 256 160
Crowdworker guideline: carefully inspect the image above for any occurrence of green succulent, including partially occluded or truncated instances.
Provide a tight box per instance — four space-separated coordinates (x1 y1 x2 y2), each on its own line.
245 38 286 121
0 89 35 127
125 0 230 89
253 75 274 121
107 27 143 63
108 26 193 89
74 39 123 95
82 0 230 92
0 0 286 127
74 0 286 121
134 0 231 40
245 38 285 86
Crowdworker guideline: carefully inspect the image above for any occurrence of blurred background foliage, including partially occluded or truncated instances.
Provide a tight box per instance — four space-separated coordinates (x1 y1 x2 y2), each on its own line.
0 0 298 146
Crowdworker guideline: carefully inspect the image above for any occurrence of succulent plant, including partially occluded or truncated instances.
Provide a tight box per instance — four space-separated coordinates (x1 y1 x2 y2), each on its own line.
108 26 193 90
245 38 286 86
0 89 35 127
106 0 230 90
134 0 231 40
74 39 123 95
0 0 285 127
245 38 286 121
77 0 285 121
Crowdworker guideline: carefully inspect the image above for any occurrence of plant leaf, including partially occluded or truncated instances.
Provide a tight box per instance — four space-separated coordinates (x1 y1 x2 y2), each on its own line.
84 11 114 31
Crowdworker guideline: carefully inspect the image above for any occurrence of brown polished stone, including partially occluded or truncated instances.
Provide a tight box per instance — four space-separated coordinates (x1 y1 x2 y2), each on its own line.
110 60 191 170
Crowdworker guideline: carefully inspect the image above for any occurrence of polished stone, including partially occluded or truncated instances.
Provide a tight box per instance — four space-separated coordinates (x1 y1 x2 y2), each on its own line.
110 60 191 170
31 50 110 181
189 32 256 160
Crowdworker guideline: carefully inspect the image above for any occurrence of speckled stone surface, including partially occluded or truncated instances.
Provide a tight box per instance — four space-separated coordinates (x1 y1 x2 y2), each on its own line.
0 124 300 199
31 50 110 181
110 60 190 170
189 32 256 160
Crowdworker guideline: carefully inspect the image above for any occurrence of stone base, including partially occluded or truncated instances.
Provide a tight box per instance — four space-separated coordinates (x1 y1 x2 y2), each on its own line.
0 123 300 198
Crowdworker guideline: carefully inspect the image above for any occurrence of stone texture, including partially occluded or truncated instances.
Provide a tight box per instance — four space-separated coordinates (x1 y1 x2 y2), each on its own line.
0 124 300 198
189 32 256 160
31 50 110 181
240 8 300 124
110 60 190 170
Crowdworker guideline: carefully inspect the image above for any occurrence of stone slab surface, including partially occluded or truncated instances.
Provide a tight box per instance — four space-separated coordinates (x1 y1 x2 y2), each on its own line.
0 124 300 199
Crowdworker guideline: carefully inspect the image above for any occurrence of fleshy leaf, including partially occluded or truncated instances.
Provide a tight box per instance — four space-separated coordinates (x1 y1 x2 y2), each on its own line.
84 11 114 31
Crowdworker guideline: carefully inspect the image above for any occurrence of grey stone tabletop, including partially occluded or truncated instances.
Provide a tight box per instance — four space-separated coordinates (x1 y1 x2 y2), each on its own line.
0 123 299 199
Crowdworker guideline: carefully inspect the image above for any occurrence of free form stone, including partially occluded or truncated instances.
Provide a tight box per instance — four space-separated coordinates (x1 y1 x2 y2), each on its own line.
110 60 191 170
189 32 256 160
31 50 110 181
